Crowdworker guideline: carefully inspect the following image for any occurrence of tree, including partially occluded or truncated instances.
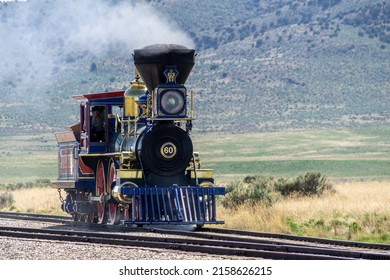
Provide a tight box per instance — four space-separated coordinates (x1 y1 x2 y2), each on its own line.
90 62 97 72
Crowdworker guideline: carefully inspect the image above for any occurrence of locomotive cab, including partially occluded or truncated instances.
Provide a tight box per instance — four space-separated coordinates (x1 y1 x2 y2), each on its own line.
74 91 125 154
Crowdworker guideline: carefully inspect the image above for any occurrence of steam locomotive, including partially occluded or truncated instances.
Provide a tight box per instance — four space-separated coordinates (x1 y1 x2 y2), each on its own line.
53 44 225 226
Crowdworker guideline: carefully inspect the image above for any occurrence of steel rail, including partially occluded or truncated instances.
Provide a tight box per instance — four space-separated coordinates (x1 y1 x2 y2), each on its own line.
1 212 389 259
0 211 72 223
142 228 390 260
2 211 390 250
1 225 388 260
199 227 390 251
0 212 390 259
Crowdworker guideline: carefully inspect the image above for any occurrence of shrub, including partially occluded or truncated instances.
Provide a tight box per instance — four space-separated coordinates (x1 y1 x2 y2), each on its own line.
0 192 15 209
275 172 334 197
221 173 334 209
90 62 97 72
0 179 51 191
221 175 275 209
65 54 75 63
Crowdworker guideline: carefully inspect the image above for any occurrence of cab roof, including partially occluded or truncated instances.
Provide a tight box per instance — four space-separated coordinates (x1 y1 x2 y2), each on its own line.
72 90 125 105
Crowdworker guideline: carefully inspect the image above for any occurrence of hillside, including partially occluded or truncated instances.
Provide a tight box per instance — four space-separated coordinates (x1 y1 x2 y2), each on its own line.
0 0 389 135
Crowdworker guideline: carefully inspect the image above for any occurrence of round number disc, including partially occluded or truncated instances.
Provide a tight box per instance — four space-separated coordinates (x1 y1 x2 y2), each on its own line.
160 142 177 159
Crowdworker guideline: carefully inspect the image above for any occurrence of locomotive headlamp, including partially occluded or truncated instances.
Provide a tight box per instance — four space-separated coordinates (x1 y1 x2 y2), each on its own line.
150 65 188 119
160 90 185 115
155 87 187 118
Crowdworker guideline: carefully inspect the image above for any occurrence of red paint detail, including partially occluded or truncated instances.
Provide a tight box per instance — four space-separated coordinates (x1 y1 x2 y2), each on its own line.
83 91 125 100
96 161 105 194
78 157 94 175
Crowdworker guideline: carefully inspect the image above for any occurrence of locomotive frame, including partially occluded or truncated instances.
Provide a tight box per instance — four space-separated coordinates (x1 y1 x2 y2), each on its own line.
53 44 225 226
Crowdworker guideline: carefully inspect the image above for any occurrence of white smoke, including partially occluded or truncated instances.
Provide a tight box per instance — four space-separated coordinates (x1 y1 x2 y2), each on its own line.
0 0 194 86
25 0 194 54
0 0 195 128
66 1 194 53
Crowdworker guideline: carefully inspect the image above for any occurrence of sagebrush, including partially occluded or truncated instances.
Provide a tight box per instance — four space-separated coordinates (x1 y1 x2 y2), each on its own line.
275 172 334 197
221 173 334 208
0 178 51 191
0 192 15 208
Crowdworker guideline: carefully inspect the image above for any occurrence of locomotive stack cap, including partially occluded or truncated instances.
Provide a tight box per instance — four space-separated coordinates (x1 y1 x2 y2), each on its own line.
133 44 196 92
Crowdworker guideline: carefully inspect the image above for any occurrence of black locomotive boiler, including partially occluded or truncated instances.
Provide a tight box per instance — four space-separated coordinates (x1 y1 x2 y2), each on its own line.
53 44 225 226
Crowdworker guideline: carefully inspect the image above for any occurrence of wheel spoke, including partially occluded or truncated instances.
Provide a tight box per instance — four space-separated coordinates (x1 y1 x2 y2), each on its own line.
96 160 106 224
107 201 119 225
97 200 105 224
107 159 121 225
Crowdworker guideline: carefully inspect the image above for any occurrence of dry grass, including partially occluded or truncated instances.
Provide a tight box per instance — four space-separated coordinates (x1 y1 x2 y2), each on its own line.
217 180 390 242
2 181 390 243
8 188 63 215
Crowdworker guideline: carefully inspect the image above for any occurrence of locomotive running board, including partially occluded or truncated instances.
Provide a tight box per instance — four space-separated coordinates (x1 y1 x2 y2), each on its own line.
121 186 225 225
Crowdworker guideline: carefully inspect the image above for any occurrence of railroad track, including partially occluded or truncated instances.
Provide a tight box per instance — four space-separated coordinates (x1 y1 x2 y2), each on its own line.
0 211 72 223
1 212 389 260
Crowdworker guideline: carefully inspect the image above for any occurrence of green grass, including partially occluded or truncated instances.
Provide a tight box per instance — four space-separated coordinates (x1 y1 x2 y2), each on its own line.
1 127 390 184
193 127 390 181
0 133 57 183
209 160 390 179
